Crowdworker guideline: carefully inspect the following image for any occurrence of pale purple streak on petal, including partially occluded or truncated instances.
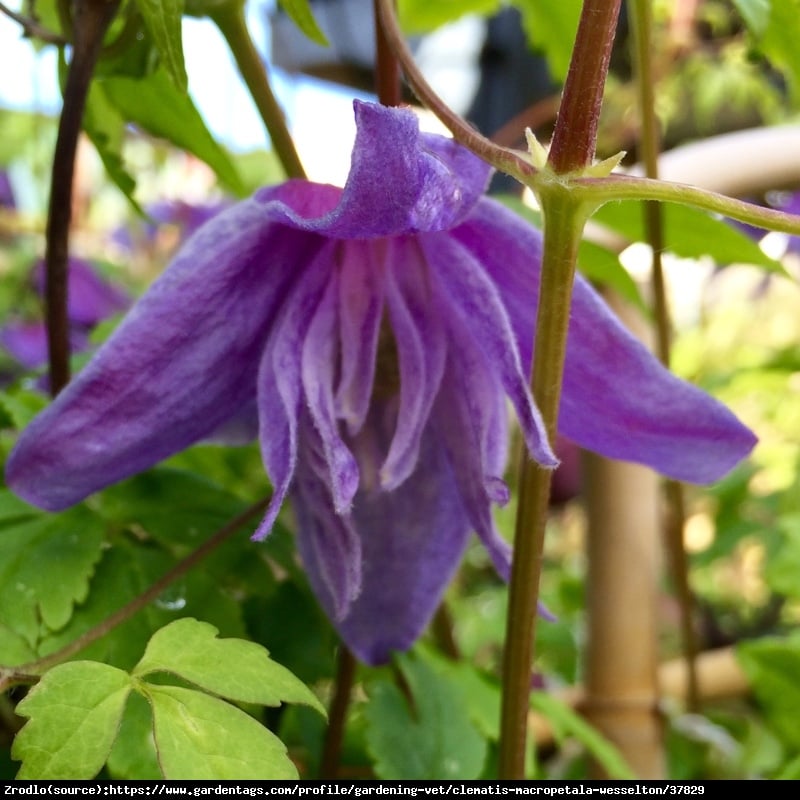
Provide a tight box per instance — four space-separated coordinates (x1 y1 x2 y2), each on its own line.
320 410 471 665
433 352 512 581
6 200 316 512
335 242 384 435
424 234 557 469
253 242 336 540
292 418 362 620
455 199 756 484
301 268 360 514
380 239 446 490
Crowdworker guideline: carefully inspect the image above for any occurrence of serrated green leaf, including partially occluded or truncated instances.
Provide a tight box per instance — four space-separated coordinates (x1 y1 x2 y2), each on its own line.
397 0 501 34
364 653 487 779
134 0 187 90
278 0 329 45
134 618 324 715
0 508 106 645
0 488 41 530
514 0 582 83
145 684 298 779
416 646 501 741
738 634 800 749
0 622 37 666
98 69 244 195
39 540 246 671
13 661 132 779
106 691 162 780
97 468 248 549
530 692 636 779
593 201 786 273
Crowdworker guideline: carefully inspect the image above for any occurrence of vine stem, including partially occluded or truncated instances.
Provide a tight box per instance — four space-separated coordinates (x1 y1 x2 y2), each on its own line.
0 496 270 690
45 0 121 396
210 1 306 180
629 0 699 712
497 0 623 778
319 647 357 779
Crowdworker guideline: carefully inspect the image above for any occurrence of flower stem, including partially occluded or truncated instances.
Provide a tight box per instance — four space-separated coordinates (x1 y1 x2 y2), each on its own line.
319 646 357 779
499 0 622 778
373 0 401 107
210 2 306 180
548 0 623 173
45 0 121 396
498 191 585 778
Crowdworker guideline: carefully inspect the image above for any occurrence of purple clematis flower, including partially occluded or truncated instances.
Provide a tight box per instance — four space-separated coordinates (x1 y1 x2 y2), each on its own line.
5 101 756 664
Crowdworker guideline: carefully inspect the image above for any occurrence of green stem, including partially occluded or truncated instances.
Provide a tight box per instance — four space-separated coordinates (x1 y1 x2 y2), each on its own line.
319 647 357 779
629 0 700 712
45 0 121 396
0 496 269 690
573 173 800 235
373 0 401 107
210 2 306 180
498 0 623 778
498 190 588 778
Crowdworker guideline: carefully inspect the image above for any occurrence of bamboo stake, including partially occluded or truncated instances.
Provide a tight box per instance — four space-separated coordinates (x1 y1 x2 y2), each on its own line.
581 293 665 779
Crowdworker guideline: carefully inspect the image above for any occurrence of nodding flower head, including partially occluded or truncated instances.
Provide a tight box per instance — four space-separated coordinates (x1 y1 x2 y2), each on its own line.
5 102 757 664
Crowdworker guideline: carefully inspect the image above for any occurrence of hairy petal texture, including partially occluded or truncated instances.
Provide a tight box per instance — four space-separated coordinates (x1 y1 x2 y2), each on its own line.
299 406 472 665
6 200 319 511
453 199 757 483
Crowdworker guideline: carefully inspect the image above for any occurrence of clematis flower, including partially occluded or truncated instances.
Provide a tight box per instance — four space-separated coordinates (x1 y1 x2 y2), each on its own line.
5 101 756 665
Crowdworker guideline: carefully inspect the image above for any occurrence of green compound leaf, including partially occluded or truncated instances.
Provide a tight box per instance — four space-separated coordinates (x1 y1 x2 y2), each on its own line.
0 507 106 646
364 652 487 779
531 692 636 779
133 618 325 715
133 0 188 90
145 684 298 779
278 0 329 46
13 662 132 779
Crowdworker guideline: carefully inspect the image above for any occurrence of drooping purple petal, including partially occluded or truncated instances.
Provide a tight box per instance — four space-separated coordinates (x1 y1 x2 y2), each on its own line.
6 199 320 511
299 406 471 665
253 240 338 540
253 102 491 239
454 198 757 483
424 233 557 469
291 415 362 621
379 238 447 490
334 242 384 435
433 316 513 580
301 268 360 514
